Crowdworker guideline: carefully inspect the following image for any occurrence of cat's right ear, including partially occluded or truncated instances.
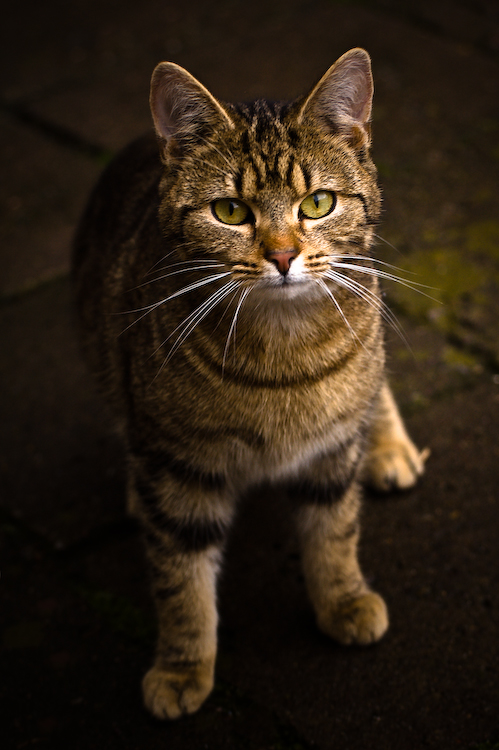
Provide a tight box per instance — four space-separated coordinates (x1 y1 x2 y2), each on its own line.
150 62 234 155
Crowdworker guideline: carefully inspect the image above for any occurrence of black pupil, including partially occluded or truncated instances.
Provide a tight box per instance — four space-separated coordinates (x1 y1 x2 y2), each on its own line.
313 193 320 208
229 201 236 215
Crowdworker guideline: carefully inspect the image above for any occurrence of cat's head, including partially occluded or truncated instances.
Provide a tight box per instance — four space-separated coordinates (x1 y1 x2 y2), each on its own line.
149 49 381 305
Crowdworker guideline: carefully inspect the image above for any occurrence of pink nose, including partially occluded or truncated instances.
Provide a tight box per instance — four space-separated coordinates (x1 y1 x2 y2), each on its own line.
266 250 297 276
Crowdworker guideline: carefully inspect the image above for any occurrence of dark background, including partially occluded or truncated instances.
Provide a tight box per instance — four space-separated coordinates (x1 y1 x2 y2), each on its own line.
1 1 499 748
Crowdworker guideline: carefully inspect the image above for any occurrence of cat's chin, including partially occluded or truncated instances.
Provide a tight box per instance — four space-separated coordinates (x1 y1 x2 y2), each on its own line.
255 276 320 302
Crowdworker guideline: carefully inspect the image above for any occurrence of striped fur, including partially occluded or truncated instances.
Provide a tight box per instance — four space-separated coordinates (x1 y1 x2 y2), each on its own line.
73 49 427 719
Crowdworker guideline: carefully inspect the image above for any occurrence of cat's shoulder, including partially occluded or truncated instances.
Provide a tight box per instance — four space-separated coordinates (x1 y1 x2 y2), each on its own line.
73 133 163 268
96 132 162 197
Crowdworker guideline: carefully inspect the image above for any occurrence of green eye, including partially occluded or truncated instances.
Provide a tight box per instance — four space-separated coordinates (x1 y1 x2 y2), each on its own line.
212 198 250 225
299 190 336 219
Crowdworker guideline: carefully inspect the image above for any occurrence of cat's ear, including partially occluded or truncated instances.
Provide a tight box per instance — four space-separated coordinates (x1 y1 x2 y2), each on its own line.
150 62 234 154
298 48 373 151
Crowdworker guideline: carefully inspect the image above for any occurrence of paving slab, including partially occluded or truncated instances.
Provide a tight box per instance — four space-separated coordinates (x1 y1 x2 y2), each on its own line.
0 278 126 545
1 1 499 748
1 269 498 748
2 373 498 749
0 113 101 298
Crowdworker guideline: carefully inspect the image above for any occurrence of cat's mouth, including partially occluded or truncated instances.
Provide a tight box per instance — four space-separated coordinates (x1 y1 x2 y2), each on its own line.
260 272 308 288
254 273 318 301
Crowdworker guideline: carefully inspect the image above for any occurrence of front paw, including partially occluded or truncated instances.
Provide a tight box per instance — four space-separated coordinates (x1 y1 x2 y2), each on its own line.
142 661 214 720
317 591 389 646
365 440 430 492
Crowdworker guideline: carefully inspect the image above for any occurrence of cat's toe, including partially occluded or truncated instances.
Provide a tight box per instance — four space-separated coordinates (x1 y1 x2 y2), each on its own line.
365 441 430 492
318 591 389 646
142 663 214 719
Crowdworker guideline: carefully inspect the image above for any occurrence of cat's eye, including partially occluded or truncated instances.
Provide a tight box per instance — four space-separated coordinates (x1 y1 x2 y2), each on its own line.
299 190 336 220
212 198 251 225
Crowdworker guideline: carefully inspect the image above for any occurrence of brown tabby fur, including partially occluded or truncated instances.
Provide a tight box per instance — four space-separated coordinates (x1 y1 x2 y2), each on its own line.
73 49 427 719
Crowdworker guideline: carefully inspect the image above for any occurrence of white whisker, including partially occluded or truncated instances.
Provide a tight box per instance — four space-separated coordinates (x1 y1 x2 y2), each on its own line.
145 249 177 276
324 269 409 346
315 279 363 349
147 257 221 271
330 259 437 299
122 272 232 314
373 233 403 255
131 263 225 290
117 271 232 335
154 279 241 378
213 283 243 334
222 287 251 375
146 259 221 277
335 253 416 274
144 243 220 279
324 270 389 325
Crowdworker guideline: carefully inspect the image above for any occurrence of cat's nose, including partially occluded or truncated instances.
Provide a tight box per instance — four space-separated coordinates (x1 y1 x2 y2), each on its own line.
266 250 297 276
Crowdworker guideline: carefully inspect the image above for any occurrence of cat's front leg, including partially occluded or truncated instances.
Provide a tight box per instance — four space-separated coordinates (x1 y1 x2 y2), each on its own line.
292 458 388 645
131 462 233 719
364 381 430 492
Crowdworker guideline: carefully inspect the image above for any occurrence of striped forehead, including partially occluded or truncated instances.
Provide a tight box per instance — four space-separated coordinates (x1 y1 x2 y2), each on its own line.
231 101 309 199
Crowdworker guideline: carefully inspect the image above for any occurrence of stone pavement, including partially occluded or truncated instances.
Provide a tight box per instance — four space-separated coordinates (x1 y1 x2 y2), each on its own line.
1 1 499 748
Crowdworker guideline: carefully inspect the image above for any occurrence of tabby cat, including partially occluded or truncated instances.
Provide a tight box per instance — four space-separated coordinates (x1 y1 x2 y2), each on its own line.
73 48 427 719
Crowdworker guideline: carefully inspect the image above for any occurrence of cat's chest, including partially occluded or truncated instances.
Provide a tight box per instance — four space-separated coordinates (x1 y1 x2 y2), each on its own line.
142 334 381 479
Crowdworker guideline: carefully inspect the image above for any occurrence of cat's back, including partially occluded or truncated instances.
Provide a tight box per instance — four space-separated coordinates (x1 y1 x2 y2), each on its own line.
72 132 164 385
73 132 161 275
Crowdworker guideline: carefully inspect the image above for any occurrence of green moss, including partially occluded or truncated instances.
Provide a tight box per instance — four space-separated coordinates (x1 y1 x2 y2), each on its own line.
466 220 499 261
387 246 485 326
442 345 483 372
382 221 499 373
393 347 430 362
392 229 499 317
407 391 431 414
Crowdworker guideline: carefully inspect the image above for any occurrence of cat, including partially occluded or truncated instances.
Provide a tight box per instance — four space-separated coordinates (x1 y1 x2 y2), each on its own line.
72 48 428 720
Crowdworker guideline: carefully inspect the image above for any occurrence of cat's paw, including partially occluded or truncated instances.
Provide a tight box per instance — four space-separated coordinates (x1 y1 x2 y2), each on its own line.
142 662 214 720
365 440 430 492
318 591 389 646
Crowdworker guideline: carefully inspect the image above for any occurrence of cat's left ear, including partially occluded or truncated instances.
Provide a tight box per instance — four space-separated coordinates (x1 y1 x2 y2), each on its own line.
150 62 234 155
298 48 374 151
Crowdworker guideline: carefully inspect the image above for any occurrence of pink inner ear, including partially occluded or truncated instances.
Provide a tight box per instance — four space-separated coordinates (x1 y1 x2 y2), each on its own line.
150 67 187 142
151 86 171 140
300 49 374 135
150 62 234 146
326 55 373 127
344 62 373 124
